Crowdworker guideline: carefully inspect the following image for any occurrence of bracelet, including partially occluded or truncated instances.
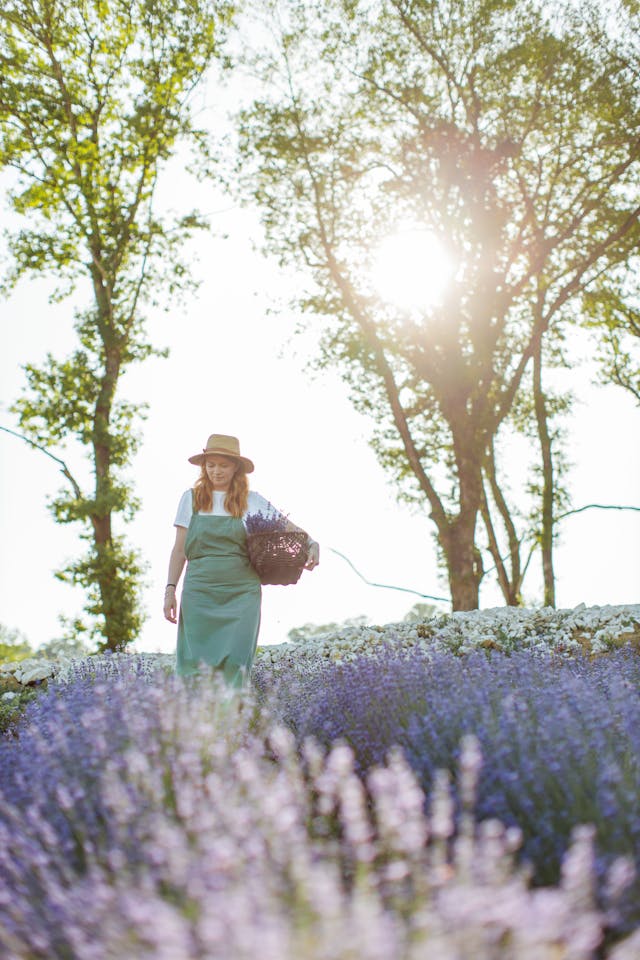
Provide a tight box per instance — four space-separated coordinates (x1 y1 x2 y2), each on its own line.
165 583 177 590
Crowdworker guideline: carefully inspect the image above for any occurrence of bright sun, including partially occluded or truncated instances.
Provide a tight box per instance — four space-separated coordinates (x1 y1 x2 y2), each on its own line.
371 228 453 310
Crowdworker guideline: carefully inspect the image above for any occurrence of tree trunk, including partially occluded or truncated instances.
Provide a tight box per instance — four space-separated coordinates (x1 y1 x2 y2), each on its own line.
479 484 520 605
533 338 555 607
480 440 524 605
443 520 483 609
442 434 484 610
91 324 121 648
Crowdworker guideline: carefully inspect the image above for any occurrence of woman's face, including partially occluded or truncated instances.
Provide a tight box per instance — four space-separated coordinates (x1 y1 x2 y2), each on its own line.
205 455 238 491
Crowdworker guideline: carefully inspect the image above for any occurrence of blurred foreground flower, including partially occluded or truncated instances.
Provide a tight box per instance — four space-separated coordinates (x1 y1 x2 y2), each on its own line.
256 645 640 936
0 660 636 959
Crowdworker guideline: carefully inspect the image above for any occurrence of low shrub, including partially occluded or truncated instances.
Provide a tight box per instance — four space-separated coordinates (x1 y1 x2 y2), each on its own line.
0 680 40 737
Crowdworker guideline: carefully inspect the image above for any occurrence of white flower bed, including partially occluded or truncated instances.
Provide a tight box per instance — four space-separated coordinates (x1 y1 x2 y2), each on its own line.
0 652 176 688
256 603 640 669
2 604 639 688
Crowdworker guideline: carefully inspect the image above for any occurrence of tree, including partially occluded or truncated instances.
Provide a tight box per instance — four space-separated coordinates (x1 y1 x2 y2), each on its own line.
579 0 640 408
287 615 369 643
585 286 640 406
403 602 437 622
38 632 91 660
0 624 33 663
234 0 640 608
478 361 572 608
0 0 233 650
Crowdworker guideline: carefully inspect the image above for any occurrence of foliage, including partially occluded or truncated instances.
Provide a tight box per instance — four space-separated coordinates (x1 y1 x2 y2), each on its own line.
0 623 33 662
583 277 640 406
233 0 640 609
402 603 437 623
0 682 40 738
0 0 234 649
37 632 91 661
0 621 44 736
0 623 42 736
0 657 636 957
0 623 90 735
287 614 369 643
575 3 640 407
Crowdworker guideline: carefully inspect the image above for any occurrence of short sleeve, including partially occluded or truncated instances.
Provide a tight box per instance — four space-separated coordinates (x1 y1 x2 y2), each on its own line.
174 489 193 527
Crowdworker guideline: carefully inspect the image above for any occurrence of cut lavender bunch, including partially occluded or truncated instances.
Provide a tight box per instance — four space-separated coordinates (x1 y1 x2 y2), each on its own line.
245 511 309 585
244 510 291 535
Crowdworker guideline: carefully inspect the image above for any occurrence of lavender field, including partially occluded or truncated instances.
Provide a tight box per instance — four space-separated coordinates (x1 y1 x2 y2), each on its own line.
1 605 640 959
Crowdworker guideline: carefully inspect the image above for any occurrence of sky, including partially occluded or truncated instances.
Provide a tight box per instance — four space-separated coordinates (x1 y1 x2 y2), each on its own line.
1 73 639 656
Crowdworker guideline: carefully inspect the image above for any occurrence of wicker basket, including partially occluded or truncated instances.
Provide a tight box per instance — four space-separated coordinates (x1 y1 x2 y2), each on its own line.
246 530 309 585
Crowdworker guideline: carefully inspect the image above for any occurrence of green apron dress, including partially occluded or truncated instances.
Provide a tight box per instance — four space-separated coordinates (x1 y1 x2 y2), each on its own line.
176 511 261 687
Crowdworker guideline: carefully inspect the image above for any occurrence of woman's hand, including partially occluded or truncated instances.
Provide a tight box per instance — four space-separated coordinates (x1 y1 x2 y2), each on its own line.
163 586 178 623
305 540 320 570
164 528 186 623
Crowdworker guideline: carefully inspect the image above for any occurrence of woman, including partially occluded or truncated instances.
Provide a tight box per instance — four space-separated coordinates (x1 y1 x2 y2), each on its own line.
164 433 319 687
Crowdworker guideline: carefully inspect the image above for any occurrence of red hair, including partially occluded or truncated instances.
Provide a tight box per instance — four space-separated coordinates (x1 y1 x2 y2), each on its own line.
193 462 249 518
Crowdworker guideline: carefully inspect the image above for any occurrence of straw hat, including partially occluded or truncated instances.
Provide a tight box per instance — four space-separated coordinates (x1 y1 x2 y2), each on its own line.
188 434 254 473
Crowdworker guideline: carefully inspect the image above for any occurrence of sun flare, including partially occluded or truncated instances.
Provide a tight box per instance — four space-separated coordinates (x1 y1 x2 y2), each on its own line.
371 228 453 310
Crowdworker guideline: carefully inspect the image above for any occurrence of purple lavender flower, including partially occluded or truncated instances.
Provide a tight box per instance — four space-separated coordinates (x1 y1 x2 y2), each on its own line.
0 650 638 956
254 645 640 936
244 510 290 535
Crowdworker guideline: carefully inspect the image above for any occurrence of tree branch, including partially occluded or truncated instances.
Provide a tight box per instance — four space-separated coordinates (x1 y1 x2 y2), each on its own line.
0 424 83 499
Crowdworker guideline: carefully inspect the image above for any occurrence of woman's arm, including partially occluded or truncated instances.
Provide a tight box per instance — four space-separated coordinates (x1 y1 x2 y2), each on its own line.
282 518 319 570
163 526 187 623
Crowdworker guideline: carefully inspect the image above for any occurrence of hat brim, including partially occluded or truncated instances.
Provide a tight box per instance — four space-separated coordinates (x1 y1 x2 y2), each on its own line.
188 449 254 473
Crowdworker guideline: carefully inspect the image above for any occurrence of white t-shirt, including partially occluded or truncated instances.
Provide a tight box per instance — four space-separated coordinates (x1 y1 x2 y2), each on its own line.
174 489 284 528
